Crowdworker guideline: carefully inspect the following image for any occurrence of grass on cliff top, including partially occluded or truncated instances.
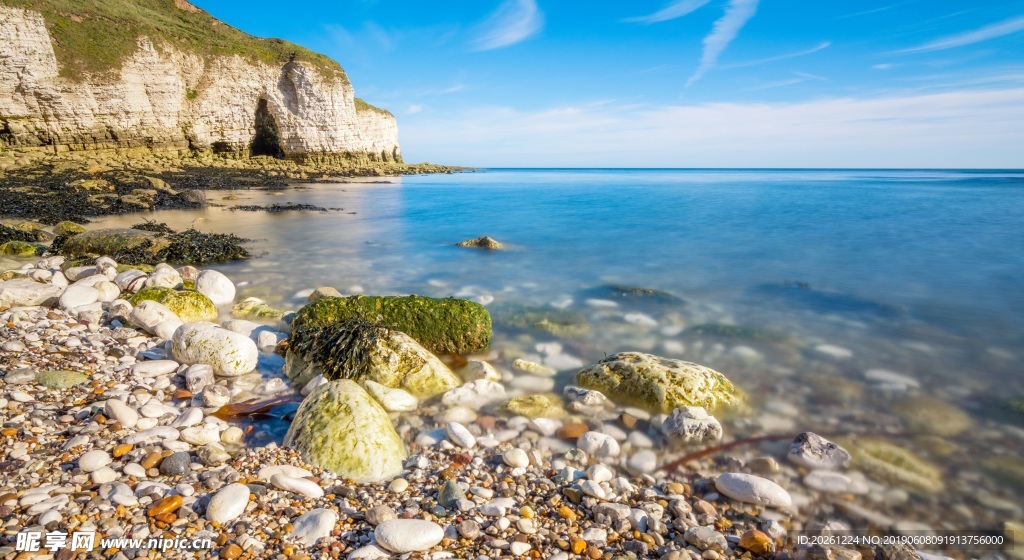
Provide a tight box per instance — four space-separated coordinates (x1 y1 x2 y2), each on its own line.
354 98 393 117
3 0 348 82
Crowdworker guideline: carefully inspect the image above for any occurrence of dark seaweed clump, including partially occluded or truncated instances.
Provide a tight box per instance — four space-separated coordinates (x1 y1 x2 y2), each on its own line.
130 221 176 234
0 224 39 244
157 228 251 265
290 319 387 381
228 203 341 213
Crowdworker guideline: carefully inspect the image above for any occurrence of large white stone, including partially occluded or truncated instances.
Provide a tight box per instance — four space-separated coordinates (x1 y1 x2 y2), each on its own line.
130 300 182 336
374 519 444 553
171 323 258 377
58 284 99 310
145 264 182 289
195 270 236 307
715 473 793 509
0 279 63 310
577 431 621 458
205 483 250 524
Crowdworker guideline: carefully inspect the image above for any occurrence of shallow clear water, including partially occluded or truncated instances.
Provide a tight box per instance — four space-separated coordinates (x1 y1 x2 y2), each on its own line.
90 168 1024 525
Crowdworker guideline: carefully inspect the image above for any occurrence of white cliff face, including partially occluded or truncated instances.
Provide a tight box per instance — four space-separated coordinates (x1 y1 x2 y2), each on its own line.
0 5 400 162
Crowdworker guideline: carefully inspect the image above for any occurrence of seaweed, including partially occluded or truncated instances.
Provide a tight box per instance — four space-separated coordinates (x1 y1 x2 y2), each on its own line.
130 221 177 234
289 320 389 383
228 204 341 213
156 228 250 265
0 224 39 244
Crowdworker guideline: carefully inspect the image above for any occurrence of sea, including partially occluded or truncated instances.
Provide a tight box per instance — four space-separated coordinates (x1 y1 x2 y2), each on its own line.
88 168 1024 526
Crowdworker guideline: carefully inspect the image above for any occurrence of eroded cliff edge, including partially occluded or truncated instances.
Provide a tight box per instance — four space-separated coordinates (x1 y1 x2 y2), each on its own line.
0 1 401 164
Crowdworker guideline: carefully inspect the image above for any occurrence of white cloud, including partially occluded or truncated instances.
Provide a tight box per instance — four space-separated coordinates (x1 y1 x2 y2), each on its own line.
723 41 831 69
471 0 543 51
406 104 424 114
895 15 1024 54
623 0 712 24
872 63 898 70
399 88 1024 168
687 0 761 86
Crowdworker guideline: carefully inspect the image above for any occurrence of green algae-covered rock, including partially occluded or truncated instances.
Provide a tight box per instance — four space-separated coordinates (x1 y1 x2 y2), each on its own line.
284 379 406 482
286 320 461 397
582 284 685 305
497 393 566 418
294 295 491 355
845 438 943 492
0 241 41 257
492 303 588 337
53 221 87 236
130 287 217 323
60 228 168 259
232 297 286 321
982 456 1024 491
892 395 972 437
576 352 738 413
116 263 155 274
35 370 90 389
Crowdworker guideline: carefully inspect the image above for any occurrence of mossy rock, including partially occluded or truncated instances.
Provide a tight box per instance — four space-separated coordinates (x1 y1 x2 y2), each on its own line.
497 393 566 418
0 271 26 281
233 297 286 321
804 373 864 404
35 370 90 389
294 295 492 356
60 257 93 272
492 303 589 337
59 228 167 260
686 323 795 344
981 456 1024 491
892 395 972 437
0 241 42 257
0 223 40 244
575 352 739 413
116 263 155 274
456 236 504 250
130 287 217 322
283 380 406 482
53 221 87 236
844 438 943 492
285 319 461 397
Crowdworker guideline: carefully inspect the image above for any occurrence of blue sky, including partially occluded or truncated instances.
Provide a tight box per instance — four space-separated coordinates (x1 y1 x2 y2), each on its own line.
193 0 1024 167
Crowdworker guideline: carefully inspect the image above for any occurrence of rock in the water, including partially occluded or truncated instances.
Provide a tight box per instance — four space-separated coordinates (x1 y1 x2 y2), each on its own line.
0 241 39 256
60 228 166 259
891 395 972 437
497 394 566 418
283 380 406 482
53 221 86 236
662 406 723 444
232 297 286 321
845 438 942 492
291 295 491 355
206 483 250 524
290 508 338 545
374 519 445 553
715 473 792 509
195 270 236 307
285 319 460 397
172 323 258 377
789 432 851 470
0 279 63 310
441 380 506 409
455 236 504 250
577 431 621 458
132 286 217 323
575 352 739 413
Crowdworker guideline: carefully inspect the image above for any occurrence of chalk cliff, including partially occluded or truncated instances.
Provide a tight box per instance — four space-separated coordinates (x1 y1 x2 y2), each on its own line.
0 1 400 163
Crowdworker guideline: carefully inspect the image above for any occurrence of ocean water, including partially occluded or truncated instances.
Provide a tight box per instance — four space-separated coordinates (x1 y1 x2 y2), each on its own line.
89 168 1024 524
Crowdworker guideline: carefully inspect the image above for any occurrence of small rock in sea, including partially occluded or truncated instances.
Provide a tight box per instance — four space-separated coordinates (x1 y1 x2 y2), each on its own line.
388 478 409 493
365 505 397 526
564 385 610 414
206 483 250 524
159 451 192 477
715 473 793 509
662 406 723 444
803 470 870 494
195 269 236 307
864 368 920 391
374 519 445 553
201 384 231 408
441 379 507 409
78 450 111 473
446 421 476 448
789 432 851 470
814 344 853 359
577 431 621 458
460 360 502 382
290 508 338 545
684 526 728 551
513 358 556 376
307 286 343 303
503 448 530 468
455 236 504 250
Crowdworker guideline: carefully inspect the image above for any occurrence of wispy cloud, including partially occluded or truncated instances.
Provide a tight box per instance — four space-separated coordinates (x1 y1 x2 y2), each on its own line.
873 63 898 70
406 104 424 114
686 0 761 86
623 0 711 24
471 0 543 51
894 15 1024 54
399 88 1024 168
723 41 831 69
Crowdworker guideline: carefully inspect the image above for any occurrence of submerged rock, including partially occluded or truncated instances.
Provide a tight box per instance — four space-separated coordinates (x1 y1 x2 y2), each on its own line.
662 406 723 445
715 473 792 509
686 323 794 343
891 395 972 437
491 303 589 336
456 236 504 250
575 352 739 413
0 240 40 257
232 297 287 321
789 432 851 470
283 379 406 482
59 228 167 259
497 393 566 418
285 319 460 397
845 438 943 492
292 295 491 355
580 284 684 306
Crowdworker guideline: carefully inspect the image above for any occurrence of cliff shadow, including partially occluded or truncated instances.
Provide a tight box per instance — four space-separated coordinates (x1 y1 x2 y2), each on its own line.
250 97 284 158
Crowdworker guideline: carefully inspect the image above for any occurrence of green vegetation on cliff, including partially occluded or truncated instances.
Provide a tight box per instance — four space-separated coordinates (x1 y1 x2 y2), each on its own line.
354 98 393 117
4 0 348 82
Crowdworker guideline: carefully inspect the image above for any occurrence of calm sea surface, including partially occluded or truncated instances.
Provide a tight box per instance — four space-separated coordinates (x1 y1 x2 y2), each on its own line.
90 168 1024 524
